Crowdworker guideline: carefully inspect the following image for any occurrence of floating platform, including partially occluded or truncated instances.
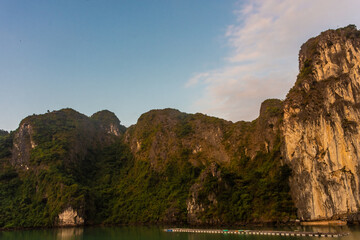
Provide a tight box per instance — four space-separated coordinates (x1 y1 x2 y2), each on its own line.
164 228 350 238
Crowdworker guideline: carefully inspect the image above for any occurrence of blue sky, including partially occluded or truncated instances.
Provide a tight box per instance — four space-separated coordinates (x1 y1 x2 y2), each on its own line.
0 0 237 130
1 0 360 131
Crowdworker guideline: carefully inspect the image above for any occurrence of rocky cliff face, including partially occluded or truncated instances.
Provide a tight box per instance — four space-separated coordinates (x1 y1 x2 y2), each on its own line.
123 102 291 224
124 109 232 170
125 102 283 171
186 162 222 225
283 25 360 221
91 110 126 137
11 123 35 168
10 109 121 169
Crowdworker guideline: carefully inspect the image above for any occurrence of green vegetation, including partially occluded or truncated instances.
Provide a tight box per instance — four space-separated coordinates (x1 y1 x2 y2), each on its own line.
0 109 123 228
337 24 360 39
261 99 283 118
0 129 8 137
193 135 296 224
286 58 315 100
175 119 193 137
297 59 313 82
0 132 12 159
107 155 200 224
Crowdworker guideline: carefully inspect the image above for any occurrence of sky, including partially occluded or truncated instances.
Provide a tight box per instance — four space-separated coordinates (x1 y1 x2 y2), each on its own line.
1 0 360 131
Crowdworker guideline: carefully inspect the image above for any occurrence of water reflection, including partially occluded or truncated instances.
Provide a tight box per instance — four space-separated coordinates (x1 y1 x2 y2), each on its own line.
56 228 83 240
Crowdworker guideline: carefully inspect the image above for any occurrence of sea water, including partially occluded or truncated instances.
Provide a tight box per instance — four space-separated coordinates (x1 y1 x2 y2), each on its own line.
1 225 360 240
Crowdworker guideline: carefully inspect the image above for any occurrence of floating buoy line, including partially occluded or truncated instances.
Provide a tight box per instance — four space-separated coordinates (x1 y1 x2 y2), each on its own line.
164 228 349 238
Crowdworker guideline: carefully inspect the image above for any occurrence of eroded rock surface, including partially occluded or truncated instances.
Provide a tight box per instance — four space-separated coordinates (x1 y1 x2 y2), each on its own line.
283 25 360 220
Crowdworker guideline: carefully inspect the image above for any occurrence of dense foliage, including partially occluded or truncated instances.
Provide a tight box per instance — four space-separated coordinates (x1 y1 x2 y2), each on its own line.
193 136 296 224
0 109 114 228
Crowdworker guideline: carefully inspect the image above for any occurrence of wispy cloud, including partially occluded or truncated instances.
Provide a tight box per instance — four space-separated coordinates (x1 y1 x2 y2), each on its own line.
187 0 360 122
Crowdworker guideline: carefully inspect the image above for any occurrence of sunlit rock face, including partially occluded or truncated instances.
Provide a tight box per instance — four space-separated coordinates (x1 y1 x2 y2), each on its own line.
283 25 360 221
11 122 35 168
57 207 84 226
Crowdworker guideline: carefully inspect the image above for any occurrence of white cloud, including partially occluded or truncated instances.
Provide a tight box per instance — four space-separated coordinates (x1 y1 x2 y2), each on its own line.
186 72 211 87
187 0 360 122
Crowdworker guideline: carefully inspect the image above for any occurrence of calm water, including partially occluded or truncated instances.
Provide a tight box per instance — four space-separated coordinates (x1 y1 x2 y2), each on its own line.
1 225 360 240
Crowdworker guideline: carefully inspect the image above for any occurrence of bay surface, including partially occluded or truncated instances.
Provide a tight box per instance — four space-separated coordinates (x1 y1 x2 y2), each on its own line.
1 225 360 240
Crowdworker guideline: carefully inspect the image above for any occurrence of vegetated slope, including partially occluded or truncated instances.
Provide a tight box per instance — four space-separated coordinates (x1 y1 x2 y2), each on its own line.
0 109 126 228
283 25 360 222
0 103 295 228
117 102 294 225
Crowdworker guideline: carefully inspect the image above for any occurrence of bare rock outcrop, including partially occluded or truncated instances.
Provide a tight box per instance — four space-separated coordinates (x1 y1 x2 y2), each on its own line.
11 122 35 168
283 25 360 221
57 207 84 226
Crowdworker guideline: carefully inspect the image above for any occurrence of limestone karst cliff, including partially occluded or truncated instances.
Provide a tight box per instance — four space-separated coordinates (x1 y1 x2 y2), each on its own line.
1 25 360 228
283 25 360 221
123 103 292 224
